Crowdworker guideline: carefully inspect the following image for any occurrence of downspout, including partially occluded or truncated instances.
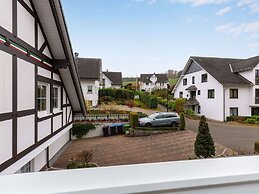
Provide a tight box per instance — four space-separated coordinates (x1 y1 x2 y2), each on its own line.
223 87 226 122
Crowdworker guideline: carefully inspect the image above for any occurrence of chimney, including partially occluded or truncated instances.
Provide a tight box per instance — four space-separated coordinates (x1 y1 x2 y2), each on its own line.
106 69 108 72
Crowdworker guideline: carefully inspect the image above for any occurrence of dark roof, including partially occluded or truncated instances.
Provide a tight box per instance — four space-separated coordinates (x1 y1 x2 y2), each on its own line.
185 85 197 91
140 74 168 83
76 58 102 80
232 56 259 73
191 56 253 86
103 71 122 85
185 99 199 106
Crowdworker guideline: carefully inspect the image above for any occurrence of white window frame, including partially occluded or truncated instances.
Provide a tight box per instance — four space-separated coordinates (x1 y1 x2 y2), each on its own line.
38 82 50 117
53 85 61 113
87 85 93 94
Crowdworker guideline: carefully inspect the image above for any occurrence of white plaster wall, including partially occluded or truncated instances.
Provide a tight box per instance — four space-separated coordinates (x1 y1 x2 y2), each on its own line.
112 85 122 89
140 82 168 92
17 58 35 111
102 75 112 88
49 130 69 159
81 80 99 107
34 149 46 172
225 87 251 117
63 108 66 126
38 67 51 79
0 120 12 164
38 119 51 141
17 115 35 153
53 73 61 82
0 51 12 114
0 0 12 32
1 124 72 174
174 69 224 121
17 2 35 47
63 88 66 104
43 47 52 59
23 0 33 10
53 115 62 132
38 25 45 50
239 63 259 106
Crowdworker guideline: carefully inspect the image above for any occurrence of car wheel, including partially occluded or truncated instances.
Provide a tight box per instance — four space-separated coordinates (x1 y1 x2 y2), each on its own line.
171 121 178 127
145 123 152 127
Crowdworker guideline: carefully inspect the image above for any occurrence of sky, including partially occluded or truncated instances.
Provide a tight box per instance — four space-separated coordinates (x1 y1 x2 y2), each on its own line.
62 0 259 77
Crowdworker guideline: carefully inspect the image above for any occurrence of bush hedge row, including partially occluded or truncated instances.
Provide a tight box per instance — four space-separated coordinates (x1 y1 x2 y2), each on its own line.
99 88 134 101
136 91 158 108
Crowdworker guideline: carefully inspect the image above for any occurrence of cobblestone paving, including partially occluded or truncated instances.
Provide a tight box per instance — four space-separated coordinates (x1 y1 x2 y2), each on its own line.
53 130 236 169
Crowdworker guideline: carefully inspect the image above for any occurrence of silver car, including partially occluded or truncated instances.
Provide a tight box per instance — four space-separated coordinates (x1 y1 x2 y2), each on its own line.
139 112 180 127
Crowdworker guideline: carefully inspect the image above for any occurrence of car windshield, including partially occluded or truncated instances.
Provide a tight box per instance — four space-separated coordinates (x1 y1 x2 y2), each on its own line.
148 113 159 119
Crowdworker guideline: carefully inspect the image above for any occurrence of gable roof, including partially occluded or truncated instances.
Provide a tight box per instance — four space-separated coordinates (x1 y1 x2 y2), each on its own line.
102 71 122 85
33 0 86 115
76 58 102 80
231 55 259 73
140 74 168 83
191 56 252 86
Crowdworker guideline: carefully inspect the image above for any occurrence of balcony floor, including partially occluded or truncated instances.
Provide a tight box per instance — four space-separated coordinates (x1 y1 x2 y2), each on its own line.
53 130 236 169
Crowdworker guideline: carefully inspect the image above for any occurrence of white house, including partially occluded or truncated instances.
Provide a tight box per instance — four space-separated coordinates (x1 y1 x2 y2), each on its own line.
139 73 169 92
101 71 122 89
173 56 259 121
0 0 86 174
76 58 102 107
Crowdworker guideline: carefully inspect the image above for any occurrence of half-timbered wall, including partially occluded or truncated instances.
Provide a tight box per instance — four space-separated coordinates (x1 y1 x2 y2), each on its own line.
0 0 73 174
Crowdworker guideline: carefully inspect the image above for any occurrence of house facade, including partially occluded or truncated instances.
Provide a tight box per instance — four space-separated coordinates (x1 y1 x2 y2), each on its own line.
139 73 169 92
173 56 259 121
76 58 102 107
101 71 122 89
0 0 86 174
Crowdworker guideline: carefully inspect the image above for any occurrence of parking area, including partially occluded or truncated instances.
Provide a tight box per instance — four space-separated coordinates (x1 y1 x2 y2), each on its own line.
53 130 235 169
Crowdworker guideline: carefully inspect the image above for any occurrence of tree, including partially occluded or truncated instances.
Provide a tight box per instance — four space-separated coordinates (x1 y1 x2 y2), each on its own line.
179 112 185 130
127 99 135 111
194 116 215 158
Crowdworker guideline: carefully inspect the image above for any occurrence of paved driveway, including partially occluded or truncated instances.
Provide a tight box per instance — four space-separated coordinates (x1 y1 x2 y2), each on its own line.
53 130 233 169
186 118 259 153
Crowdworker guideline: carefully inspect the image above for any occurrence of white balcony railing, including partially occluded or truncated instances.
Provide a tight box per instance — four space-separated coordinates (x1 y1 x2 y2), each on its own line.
2 156 259 194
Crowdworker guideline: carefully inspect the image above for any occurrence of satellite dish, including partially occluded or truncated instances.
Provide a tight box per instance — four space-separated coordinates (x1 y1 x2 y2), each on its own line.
150 75 157 83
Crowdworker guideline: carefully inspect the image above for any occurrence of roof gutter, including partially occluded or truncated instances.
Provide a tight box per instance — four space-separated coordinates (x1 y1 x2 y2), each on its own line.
49 0 87 115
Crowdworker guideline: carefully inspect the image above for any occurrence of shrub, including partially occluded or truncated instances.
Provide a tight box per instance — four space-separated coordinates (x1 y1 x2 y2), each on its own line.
194 115 215 158
137 112 148 118
175 98 186 113
226 116 248 122
99 88 134 102
179 113 186 130
67 150 97 169
185 109 195 116
130 112 139 128
136 91 158 108
127 99 135 110
168 101 175 110
72 123 96 139
244 118 257 124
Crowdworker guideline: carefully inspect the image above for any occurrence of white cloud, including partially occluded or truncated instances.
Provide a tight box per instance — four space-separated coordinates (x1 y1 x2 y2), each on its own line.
216 21 259 37
247 42 259 48
216 6 232 15
168 0 230 6
237 0 259 13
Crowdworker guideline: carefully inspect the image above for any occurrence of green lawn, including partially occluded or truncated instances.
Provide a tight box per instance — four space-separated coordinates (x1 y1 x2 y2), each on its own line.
134 99 149 109
169 78 178 85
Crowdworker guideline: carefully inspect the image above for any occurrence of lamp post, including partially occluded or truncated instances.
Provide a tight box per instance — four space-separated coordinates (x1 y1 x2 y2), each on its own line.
167 84 170 112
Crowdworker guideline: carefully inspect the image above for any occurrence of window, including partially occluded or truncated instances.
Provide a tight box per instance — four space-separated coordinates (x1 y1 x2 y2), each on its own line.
192 76 195 84
146 83 149 86
230 89 238 99
87 85 93 93
201 73 208 83
53 87 59 109
198 90 201 95
198 106 201 114
155 115 163 119
38 84 47 111
102 78 105 86
208 89 215 99
21 162 32 173
256 70 259 85
183 78 187 86
230 107 238 116
179 92 183 98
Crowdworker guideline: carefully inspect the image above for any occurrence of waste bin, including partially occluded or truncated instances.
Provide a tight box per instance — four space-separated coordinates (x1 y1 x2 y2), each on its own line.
102 126 109 137
110 125 117 136
117 124 124 135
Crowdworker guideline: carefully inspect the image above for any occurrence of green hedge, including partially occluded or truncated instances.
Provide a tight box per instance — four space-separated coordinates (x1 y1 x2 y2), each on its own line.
135 126 178 131
130 112 139 128
99 88 134 101
72 123 96 139
136 91 158 108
